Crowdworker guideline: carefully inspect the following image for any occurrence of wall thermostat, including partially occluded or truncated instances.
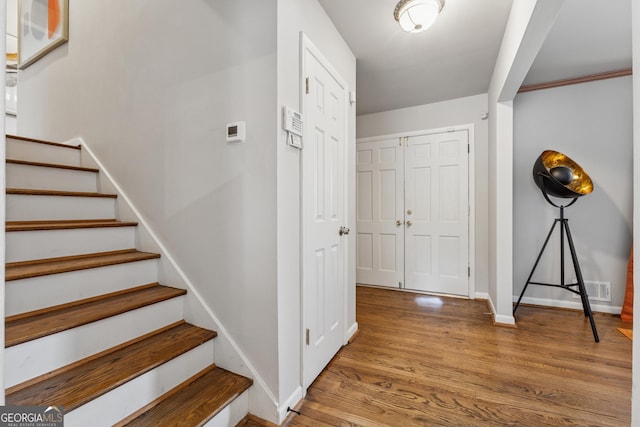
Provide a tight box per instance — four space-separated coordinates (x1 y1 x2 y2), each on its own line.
226 121 246 142
283 106 303 149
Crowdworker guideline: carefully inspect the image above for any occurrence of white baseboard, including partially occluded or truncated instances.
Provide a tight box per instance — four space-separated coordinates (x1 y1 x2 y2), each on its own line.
514 295 622 315
476 293 619 322
484 295 516 326
494 313 516 326
347 321 359 342
474 292 489 300
278 386 303 424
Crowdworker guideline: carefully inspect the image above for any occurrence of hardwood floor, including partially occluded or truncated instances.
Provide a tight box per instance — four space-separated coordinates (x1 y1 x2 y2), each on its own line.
284 285 631 427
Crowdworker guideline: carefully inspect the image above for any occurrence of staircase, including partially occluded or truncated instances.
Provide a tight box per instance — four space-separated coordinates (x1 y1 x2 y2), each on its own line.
4 135 253 426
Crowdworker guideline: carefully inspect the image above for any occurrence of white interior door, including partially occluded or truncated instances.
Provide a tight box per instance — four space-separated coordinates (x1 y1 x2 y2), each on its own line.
302 37 347 389
356 137 404 287
405 131 469 295
356 130 470 296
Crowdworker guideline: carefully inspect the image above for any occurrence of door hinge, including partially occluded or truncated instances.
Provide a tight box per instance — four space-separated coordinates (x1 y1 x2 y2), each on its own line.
306 328 310 345
468 143 470 153
399 137 402 147
305 77 310 94
468 266 471 277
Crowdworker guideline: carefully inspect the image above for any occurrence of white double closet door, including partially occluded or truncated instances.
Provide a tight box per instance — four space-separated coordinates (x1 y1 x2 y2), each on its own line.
356 130 469 296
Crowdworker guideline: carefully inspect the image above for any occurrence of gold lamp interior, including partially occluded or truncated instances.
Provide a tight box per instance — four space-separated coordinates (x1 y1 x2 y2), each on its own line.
540 150 593 196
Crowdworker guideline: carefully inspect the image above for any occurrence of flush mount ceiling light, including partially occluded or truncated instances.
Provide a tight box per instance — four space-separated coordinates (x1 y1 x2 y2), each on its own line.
394 0 445 33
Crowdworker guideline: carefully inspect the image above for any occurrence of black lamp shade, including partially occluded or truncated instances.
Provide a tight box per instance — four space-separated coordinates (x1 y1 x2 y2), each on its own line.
532 150 593 198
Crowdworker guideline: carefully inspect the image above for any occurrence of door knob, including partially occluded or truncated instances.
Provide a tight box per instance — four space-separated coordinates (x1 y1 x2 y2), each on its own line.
339 226 350 236
407 209 413 215
406 220 413 227
396 220 403 226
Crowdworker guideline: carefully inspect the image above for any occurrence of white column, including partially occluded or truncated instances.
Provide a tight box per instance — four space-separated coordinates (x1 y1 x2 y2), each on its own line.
487 0 565 325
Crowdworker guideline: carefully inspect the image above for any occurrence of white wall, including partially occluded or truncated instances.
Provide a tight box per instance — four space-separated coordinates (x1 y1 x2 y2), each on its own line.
276 0 357 417
357 94 490 296
16 1 355 423
17 0 280 407
5 114 16 134
513 76 633 312
631 0 639 423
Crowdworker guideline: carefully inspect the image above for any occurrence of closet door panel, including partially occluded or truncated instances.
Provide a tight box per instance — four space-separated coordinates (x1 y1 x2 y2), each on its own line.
356 138 404 287
405 131 469 295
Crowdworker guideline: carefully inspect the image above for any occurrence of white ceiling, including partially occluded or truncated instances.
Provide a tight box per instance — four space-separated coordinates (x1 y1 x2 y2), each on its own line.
524 0 631 85
318 0 632 116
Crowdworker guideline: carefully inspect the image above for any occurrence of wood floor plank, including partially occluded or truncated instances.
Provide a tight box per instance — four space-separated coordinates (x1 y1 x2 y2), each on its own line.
5 249 160 281
6 284 186 346
284 286 631 427
117 365 252 426
6 323 216 411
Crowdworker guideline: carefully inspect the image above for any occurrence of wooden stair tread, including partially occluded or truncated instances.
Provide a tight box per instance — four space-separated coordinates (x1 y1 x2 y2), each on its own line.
6 284 187 347
118 366 252 427
7 158 98 173
7 135 81 150
7 219 138 232
5 135 249 424
7 188 117 198
6 322 217 411
6 249 160 281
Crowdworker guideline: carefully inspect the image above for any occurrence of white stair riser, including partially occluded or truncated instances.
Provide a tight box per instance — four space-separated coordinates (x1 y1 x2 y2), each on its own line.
6 258 159 319
6 227 137 263
7 138 81 167
7 194 115 220
5 297 184 388
5 139 250 424
204 390 249 427
67 341 214 427
7 163 98 193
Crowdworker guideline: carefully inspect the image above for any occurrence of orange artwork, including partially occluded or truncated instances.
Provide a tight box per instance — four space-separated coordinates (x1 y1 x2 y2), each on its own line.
621 247 633 323
48 0 60 39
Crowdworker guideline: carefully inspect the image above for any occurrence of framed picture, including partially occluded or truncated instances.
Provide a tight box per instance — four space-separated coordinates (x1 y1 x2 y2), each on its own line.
18 0 69 69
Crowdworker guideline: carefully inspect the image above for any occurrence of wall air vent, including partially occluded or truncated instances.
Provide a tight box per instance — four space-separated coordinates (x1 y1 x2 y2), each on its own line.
572 280 611 302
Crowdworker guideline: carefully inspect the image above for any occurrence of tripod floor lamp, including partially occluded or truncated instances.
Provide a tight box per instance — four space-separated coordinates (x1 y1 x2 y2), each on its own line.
513 150 599 342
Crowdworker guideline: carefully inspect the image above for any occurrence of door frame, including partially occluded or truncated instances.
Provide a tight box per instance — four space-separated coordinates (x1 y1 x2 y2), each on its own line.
299 32 350 390
356 124 476 298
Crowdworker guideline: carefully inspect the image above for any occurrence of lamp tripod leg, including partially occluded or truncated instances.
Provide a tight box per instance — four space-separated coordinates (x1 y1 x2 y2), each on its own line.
563 219 599 342
513 219 560 315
